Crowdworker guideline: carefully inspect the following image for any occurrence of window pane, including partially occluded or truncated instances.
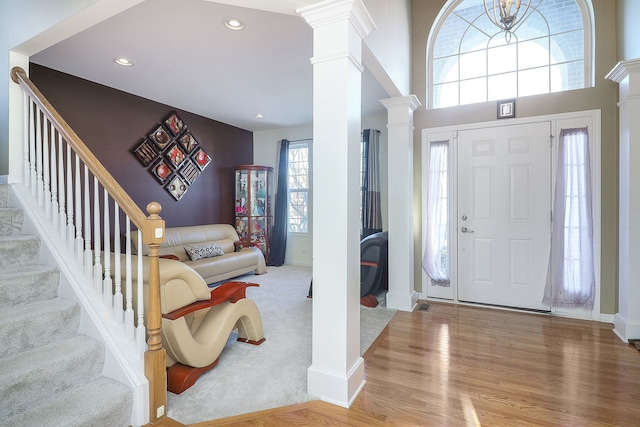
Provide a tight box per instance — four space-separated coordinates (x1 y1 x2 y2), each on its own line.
550 30 583 64
460 50 486 80
288 191 308 233
518 67 549 96
460 25 490 53
550 60 583 92
433 56 458 84
460 77 487 105
434 14 465 58
540 0 583 33
288 146 308 190
434 82 459 108
488 72 517 100
488 43 517 74
518 38 550 69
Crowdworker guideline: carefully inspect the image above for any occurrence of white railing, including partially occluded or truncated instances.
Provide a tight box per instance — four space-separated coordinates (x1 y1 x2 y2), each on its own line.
11 67 166 426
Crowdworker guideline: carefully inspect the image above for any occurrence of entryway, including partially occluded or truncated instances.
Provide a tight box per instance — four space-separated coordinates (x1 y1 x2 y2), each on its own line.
421 111 602 317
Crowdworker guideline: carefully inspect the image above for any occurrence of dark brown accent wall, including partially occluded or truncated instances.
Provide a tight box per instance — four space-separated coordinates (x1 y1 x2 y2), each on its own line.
29 64 252 227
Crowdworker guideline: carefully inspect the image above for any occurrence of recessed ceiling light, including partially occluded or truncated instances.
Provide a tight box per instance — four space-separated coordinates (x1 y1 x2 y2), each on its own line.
254 113 265 119
224 17 245 30
114 58 134 67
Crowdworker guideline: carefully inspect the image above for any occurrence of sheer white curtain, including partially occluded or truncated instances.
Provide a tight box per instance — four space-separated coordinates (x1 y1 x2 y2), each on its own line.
543 127 595 309
422 140 450 285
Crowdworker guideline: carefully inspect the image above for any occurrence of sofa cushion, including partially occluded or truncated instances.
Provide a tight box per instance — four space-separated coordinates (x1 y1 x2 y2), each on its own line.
184 243 225 261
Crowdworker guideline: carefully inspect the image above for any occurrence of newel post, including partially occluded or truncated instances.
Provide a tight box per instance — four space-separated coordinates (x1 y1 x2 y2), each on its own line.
143 202 167 423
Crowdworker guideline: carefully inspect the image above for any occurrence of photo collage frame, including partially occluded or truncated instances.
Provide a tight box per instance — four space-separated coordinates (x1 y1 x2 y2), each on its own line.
132 111 211 201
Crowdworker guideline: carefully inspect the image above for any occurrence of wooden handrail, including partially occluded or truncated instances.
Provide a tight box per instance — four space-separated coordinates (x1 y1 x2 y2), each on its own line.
10 66 146 228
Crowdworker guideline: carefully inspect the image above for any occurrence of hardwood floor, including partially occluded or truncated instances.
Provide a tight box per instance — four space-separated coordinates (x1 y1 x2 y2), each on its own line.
156 301 640 426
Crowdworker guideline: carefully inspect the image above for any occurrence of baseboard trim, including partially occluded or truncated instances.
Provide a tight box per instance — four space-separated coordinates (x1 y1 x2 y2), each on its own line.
307 356 365 408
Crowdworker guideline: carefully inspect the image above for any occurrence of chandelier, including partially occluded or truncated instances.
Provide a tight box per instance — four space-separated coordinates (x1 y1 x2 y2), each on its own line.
483 0 532 41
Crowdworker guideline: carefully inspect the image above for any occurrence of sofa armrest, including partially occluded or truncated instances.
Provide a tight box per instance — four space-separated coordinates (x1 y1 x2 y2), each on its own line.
162 281 259 320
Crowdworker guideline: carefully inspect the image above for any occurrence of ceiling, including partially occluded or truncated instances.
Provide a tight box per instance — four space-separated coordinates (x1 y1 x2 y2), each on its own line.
30 0 390 132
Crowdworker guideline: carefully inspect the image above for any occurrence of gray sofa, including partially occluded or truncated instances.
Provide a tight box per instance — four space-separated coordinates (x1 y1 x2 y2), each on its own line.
134 224 266 284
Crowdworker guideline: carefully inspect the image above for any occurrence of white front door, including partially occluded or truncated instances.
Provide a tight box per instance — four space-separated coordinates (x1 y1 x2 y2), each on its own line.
457 122 551 311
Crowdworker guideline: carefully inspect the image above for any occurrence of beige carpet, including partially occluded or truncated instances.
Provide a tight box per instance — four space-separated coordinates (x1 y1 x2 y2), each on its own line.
166 265 396 424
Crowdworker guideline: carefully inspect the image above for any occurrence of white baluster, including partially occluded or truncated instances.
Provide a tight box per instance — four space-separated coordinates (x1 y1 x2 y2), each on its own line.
75 155 83 265
66 144 74 251
124 217 135 341
22 93 30 185
83 165 92 278
57 133 67 239
50 124 59 231
103 190 113 309
42 120 51 217
93 177 102 293
113 202 123 325
29 101 36 195
35 108 44 206
136 229 146 359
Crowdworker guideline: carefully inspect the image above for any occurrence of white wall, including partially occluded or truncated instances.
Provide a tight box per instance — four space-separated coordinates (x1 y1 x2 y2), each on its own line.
617 0 640 60
253 112 389 266
362 0 411 95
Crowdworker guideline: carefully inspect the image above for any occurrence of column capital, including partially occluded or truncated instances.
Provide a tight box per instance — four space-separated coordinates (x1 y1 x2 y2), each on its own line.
606 59 640 83
381 95 421 112
297 0 376 39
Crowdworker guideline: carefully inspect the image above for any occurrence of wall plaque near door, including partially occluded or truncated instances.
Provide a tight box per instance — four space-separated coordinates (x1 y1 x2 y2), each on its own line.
131 111 211 200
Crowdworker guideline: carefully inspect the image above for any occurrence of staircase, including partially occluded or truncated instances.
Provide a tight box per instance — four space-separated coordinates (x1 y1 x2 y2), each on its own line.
0 185 133 426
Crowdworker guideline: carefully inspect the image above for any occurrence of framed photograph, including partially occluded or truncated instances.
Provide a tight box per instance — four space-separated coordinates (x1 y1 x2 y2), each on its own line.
132 138 158 167
178 131 198 153
497 99 516 119
165 175 189 201
149 158 173 184
179 158 200 185
164 112 186 136
192 147 211 171
165 143 187 168
148 125 172 150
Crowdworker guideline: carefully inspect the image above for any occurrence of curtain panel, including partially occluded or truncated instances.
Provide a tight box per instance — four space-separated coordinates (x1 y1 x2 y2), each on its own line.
543 127 595 309
422 140 450 285
268 139 289 266
361 129 382 239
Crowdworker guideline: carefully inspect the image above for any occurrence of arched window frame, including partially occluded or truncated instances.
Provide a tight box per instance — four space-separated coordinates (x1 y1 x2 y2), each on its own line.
426 0 595 109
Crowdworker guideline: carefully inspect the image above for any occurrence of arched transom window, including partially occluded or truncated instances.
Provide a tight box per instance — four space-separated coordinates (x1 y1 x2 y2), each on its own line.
429 0 593 109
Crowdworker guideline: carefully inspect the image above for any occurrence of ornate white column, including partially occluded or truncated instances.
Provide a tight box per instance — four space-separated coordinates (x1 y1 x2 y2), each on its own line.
381 95 421 312
607 59 640 341
298 0 375 406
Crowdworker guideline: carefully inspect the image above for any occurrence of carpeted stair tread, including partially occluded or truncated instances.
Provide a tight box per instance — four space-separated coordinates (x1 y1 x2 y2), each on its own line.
0 335 105 420
0 207 24 236
0 297 79 359
0 234 41 268
0 264 59 308
2 376 132 427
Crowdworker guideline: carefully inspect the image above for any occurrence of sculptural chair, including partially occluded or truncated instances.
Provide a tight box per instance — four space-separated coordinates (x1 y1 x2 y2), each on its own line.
162 279 265 394
112 254 265 394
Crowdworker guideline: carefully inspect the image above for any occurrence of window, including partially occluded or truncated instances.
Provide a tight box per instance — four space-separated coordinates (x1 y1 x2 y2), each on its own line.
429 0 592 108
287 142 310 233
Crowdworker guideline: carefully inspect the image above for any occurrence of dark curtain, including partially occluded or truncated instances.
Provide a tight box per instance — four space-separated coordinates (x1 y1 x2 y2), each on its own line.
361 129 382 239
268 139 289 266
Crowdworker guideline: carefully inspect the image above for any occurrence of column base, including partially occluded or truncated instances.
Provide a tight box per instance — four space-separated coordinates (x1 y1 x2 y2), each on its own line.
613 313 640 342
386 290 418 312
307 356 365 408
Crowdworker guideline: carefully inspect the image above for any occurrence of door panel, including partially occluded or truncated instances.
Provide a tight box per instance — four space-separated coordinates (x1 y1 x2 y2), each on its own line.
457 122 551 311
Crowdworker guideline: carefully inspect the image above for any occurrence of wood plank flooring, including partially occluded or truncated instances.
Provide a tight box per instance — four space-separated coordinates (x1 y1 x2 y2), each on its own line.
155 301 640 426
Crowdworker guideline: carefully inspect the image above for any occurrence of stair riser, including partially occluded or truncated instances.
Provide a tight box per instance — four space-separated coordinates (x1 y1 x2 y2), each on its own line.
0 267 59 308
0 208 24 236
0 236 40 268
0 300 80 359
0 338 105 420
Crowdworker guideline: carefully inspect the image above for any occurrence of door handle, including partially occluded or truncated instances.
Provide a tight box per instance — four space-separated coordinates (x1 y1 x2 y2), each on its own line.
461 227 474 233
